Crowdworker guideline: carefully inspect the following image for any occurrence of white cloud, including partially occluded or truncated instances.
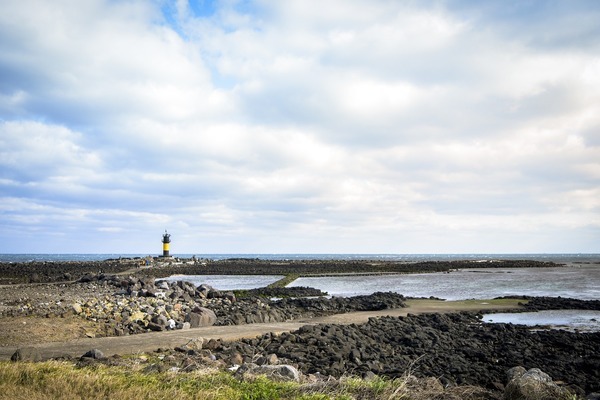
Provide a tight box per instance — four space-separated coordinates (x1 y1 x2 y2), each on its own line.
0 120 101 181
0 0 599 253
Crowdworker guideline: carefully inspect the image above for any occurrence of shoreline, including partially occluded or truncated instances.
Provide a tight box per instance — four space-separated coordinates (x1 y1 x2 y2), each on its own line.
0 298 526 361
1 259 599 397
0 257 566 284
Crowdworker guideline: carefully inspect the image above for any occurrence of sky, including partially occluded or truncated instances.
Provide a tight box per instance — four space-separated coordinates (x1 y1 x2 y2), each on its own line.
1 0 599 254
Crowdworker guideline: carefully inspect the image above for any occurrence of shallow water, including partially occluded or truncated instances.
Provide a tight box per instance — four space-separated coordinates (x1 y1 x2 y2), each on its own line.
482 310 600 332
288 266 600 300
163 274 284 290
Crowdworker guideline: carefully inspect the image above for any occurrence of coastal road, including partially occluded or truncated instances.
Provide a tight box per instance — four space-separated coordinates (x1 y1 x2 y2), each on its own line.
0 299 522 361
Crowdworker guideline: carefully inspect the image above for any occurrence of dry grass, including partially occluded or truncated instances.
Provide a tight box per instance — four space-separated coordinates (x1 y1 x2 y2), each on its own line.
298 374 499 400
0 315 101 347
0 360 509 400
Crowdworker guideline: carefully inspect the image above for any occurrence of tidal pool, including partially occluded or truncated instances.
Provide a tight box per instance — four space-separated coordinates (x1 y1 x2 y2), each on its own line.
163 274 284 290
482 310 600 332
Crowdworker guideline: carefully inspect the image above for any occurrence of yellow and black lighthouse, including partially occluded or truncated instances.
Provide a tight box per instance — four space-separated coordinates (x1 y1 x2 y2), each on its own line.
161 230 171 257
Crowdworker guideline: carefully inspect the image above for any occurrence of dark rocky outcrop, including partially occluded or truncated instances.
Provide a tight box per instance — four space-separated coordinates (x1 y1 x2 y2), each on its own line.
236 286 327 298
200 312 599 395
0 259 142 284
0 258 562 284
522 297 600 311
148 259 561 279
215 292 407 326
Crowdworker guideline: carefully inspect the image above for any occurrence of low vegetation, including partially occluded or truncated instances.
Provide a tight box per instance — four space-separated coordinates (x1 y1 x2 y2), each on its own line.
0 360 508 400
267 274 300 289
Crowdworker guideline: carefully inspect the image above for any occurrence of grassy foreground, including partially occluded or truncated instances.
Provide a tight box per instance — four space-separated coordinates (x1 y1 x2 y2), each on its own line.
0 360 499 400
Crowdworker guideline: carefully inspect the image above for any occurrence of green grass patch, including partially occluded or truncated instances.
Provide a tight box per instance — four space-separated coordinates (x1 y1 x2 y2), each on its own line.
267 274 300 288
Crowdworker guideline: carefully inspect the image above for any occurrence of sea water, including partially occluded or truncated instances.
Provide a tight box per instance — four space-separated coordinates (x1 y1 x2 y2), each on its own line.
482 310 600 332
288 266 600 300
162 274 284 290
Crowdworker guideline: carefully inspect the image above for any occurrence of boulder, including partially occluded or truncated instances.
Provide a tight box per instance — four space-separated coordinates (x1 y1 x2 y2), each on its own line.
185 338 204 350
152 314 169 327
504 367 570 400
81 349 105 359
11 347 41 362
185 307 217 328
236 363 301 382
156 280 170 290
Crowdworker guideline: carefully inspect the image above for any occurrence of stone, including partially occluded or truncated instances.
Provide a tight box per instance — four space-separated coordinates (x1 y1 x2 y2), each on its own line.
229 352 244 366
147 322 164 331
11 347 41 362
167 319 176 330
81 349 105 359
156 280 170 290
185 338 204 350
237 364 301 382
129 310 145 322
506 366 527 383
504 367 569 400
256 353 278 366
185 307 217 328
71 303 83 314
152 314 169 327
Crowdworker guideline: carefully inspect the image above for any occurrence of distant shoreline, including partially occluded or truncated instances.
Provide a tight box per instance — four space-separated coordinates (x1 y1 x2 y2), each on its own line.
2 252 599 264
0 257 576 285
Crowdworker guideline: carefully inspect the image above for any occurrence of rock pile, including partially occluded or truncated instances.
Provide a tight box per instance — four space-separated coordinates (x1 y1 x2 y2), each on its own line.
522 296 600 311
1 273 407 337
212 312 598 395
0 259 142 284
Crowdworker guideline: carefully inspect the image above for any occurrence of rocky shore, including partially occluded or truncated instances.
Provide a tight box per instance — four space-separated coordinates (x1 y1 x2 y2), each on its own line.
2 258 599 398
0 258 142 284
0 272 406 338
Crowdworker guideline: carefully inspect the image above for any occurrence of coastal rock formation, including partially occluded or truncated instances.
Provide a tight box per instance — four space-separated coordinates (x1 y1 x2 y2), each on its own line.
198 312 598 395
522 296 600 311
0 259 142 284
147 258 562 279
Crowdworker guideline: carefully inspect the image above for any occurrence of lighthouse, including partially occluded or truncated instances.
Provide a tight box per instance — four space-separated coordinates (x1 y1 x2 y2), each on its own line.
161 230 171 257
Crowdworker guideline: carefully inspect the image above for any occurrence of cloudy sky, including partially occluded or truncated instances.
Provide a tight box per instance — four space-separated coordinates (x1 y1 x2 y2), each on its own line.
1 0 599 254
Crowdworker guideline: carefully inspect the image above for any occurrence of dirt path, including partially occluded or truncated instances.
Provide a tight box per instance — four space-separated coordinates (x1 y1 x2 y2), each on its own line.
0 299 522 361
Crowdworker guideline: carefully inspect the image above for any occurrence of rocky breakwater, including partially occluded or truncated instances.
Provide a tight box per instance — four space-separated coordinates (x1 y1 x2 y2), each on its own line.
0 258 145 284
51 274 407 337
148 258 561 278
